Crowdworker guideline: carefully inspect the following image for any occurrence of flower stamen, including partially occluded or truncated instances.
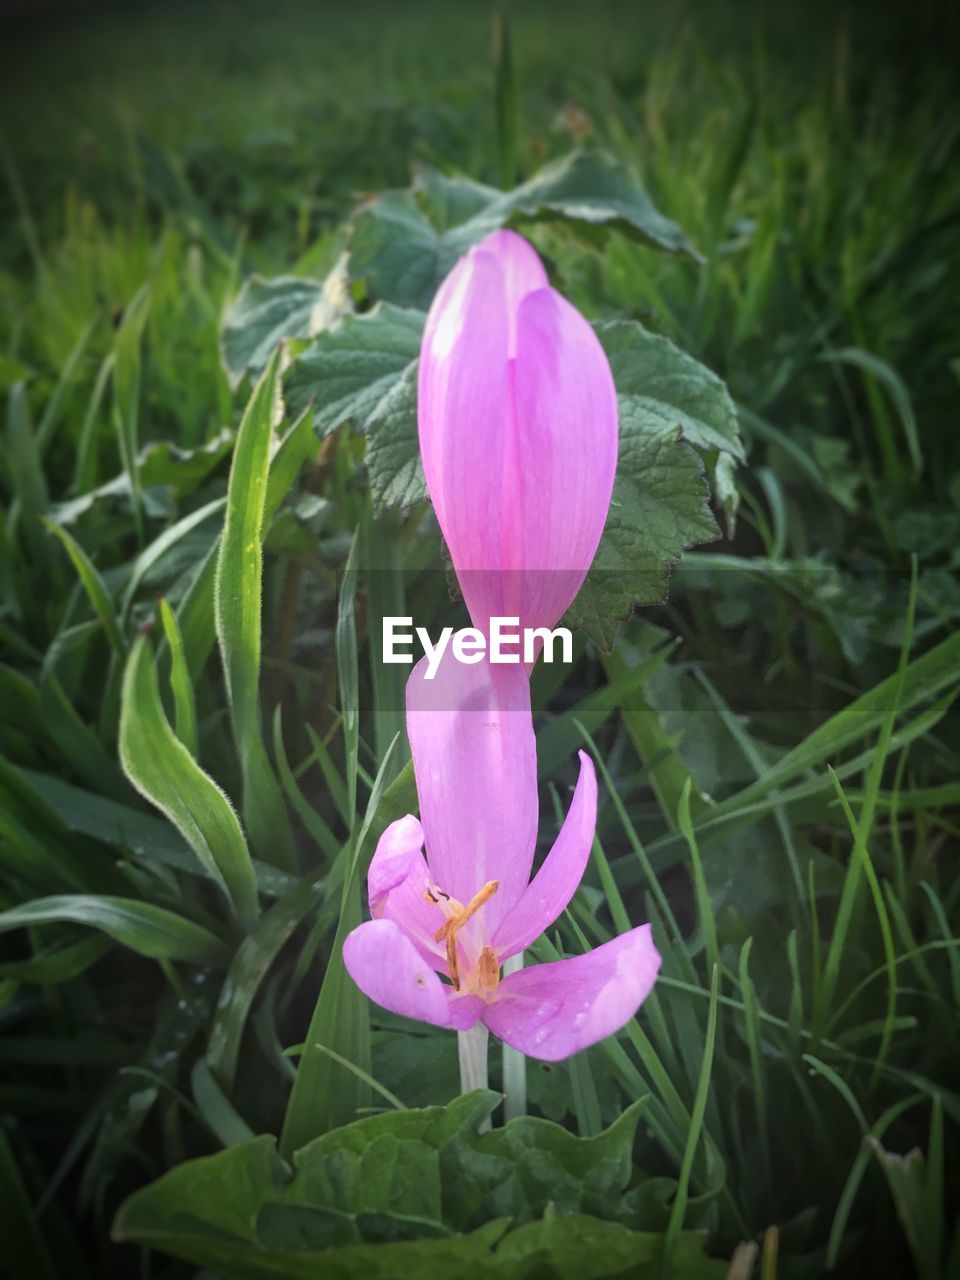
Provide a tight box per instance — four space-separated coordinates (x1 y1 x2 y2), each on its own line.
423 879 499 990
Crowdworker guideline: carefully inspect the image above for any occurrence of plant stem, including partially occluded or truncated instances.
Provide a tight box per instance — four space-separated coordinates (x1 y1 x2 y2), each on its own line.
458 1023 490 1129
501 952 526 1122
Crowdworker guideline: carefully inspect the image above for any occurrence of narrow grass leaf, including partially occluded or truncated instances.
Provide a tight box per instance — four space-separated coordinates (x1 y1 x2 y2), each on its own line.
44 520 125 659
158 598 198 755
214 347 293 868
663 963 720 1275
206 869 327 1092
0 896 229 965
120 633 259 926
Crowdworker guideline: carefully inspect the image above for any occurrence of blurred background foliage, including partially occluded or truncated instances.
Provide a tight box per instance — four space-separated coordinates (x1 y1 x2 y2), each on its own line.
0 1 958 1277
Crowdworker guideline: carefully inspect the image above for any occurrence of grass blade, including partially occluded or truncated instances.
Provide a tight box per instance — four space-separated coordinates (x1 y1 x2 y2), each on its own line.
120 633 259 927
215 347 294 868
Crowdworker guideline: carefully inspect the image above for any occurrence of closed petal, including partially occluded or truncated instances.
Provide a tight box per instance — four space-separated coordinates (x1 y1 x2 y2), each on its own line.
473 229 549 355
418 247 510 626
406 652 537 932
367 815 446 969
510 286 619 632
482 925 660 1061
491 750 597 961
343 919 483 1031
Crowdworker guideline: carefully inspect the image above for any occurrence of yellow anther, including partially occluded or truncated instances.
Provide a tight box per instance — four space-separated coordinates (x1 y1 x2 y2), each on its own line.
424 880 499 990
433 880 499 944
477 946 500 992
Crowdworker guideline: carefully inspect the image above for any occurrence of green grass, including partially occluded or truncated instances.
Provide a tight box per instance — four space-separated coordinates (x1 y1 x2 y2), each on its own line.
1 2 958 1278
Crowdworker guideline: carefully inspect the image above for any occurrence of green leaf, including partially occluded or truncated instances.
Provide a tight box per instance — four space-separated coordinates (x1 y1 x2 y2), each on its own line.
119 497 225 625
16 766 296 897
191 1058 257 1147
349 153 700 310
0 895 229 965
215 348 294 868
6 381 51 574
507 150 702 259
0 1128 57 1280
819 347 922 476
206 869 328 1092
158 597 198 755
119 633 260 926
112 284 151 541
114 1095 724 1278
38 669 129 801
566 322 730 649
222 276 328 387
0 934 112 984
44 520 126 659
365 364 426 512
51 433 232 528
284 303 424 436
280 756 417 1154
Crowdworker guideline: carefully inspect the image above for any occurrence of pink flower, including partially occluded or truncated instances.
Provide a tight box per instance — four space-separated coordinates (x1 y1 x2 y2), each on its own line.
343 654 660 1062
417 229 619 641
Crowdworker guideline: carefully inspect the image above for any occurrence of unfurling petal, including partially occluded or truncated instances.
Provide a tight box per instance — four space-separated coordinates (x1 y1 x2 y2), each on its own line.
367 815 445 969
482 925 661 1061
343 919 483 1031
406 652 536 928
491 749 597 961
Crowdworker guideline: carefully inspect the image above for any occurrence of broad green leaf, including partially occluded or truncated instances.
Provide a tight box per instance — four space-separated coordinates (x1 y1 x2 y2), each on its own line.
349 153 700 310
566 323 727 649
285 303 423 435
215 349 293 868
222 276 321 385
114 1094 723 1278
365 364 425 512
0 895 229 964
119 633 259 926
222 271 348 386
507 150 702 259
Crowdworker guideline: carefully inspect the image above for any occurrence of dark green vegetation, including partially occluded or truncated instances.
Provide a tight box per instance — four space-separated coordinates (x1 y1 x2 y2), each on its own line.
1 2 958 1277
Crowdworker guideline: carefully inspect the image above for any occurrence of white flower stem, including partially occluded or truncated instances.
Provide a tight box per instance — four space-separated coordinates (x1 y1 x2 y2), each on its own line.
501 952 527 1122
458 1023 490 1131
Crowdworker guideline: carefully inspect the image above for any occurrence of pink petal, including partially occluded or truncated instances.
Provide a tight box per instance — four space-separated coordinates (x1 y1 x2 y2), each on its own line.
491 750 597 961
481 925 661 1061
473 229 549 356
406 652 537 933
343 919 483 1031
367 815 446 969
509 286 619 633
418 245 510 626
419 230 613 635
